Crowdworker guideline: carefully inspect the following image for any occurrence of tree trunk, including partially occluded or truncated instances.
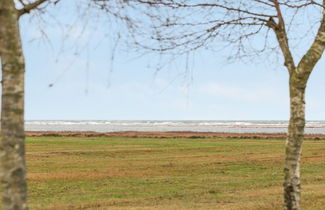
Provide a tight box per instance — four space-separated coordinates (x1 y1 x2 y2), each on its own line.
284 76 306 210
0 1 28 210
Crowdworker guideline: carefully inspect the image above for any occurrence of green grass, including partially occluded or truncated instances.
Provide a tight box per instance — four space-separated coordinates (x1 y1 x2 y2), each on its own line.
24 137 325 209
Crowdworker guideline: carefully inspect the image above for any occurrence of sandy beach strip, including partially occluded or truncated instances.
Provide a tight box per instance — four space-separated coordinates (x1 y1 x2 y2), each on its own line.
24 131 325 140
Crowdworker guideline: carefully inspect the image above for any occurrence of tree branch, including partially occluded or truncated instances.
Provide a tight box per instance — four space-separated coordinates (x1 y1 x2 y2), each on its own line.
268 0 296 73
18 0 50 17
296 0 325 79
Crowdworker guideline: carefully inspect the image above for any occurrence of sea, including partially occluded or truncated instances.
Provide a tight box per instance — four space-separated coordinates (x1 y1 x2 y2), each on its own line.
25 120 325 134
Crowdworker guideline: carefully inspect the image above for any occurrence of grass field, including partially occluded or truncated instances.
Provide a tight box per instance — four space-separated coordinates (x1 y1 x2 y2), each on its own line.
26 137 325 209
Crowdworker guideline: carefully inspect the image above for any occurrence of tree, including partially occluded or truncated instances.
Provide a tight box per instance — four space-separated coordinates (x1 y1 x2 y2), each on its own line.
0 0 138 209
0 1 37 209
98 0 324 209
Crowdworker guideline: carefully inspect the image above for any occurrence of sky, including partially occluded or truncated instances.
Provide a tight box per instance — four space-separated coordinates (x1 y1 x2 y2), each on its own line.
19 1 325 121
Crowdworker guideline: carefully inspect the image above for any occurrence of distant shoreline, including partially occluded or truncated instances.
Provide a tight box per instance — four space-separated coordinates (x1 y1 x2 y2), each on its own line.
25 120 325 134
25 131 325 140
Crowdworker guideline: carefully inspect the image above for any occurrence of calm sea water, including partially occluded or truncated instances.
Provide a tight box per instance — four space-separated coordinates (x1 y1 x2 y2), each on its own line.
25 120 325 134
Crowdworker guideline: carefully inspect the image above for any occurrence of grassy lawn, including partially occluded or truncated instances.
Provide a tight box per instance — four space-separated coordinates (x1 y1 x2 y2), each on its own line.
25 137 325 209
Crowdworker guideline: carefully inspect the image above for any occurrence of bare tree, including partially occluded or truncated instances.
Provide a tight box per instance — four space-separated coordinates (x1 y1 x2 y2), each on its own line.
0 0 137 209
0 1 47 209
93 0 325 209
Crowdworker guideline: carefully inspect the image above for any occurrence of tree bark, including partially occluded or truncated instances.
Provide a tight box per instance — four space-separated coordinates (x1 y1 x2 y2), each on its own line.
0 1 28 209
284 76 307 210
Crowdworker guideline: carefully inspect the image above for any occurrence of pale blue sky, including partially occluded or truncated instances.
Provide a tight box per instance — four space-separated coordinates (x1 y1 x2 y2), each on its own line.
20 1 325 121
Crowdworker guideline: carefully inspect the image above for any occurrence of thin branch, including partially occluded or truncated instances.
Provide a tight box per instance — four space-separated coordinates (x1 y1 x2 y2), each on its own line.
18 0 53 17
